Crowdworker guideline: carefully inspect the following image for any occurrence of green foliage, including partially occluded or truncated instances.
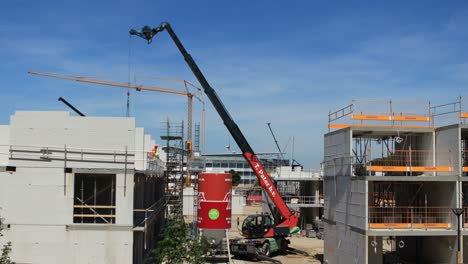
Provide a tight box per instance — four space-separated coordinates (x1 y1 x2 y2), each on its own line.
0 215 14 264
153 219 208 264
227 169 241 186
0 242 13 264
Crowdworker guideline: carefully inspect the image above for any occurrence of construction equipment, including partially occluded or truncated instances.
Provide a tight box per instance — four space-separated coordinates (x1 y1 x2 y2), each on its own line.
58 97 85 117
29 71 204 187
267 123 290 167
130 22 299 258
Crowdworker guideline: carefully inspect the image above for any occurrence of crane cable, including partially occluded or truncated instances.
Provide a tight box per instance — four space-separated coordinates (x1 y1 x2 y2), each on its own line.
127 35 133 117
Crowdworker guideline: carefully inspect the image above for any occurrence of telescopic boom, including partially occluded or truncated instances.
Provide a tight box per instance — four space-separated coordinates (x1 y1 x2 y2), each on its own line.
130 22 298 231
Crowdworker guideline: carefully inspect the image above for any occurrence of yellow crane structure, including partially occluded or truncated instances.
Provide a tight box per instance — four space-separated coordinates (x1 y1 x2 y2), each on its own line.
28 70 205 185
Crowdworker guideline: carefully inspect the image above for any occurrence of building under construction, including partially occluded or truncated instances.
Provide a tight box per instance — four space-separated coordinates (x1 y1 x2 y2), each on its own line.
324 98 468 263
0 111 166 264
324 98 468 264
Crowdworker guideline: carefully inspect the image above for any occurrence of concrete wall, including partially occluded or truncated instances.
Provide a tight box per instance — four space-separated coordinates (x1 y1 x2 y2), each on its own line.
436 125 460 176
8 111 139 170
324 220 366 264
324 128 368 263
0 167 73 225
0 125 9 166
412 132 435 169
0 167 134 264
2 225 133 264
135 128 145 170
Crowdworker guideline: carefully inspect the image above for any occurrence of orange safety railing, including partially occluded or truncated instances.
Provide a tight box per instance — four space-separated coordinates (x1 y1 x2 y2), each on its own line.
368 206 452 229
364 149 453 173
328 100 433 130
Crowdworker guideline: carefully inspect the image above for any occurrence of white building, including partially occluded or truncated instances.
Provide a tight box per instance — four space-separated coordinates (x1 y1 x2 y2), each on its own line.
0 111 165 264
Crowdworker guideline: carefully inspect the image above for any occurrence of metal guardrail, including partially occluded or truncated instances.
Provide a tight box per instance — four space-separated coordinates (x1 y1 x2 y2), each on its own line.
368 206 452 229
274 167 322 180
365 149 452 168
282 195 324 205
351 148 454 175
0 144 165 172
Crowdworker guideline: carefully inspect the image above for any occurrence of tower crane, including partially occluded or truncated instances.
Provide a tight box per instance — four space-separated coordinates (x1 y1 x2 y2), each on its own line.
28 70 206 157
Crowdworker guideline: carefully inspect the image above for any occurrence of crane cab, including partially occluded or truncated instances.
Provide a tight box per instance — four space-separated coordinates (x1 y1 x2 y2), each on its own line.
241 214 274 238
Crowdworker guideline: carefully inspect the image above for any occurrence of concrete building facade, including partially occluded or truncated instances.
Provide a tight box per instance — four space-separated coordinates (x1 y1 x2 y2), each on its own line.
323 100 468 264
0 111 165 264
273 166 324 230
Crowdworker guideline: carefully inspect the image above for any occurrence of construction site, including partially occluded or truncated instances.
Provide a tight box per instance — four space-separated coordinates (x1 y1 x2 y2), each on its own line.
324 98 468 264
0 22 325 264
1 2 467 264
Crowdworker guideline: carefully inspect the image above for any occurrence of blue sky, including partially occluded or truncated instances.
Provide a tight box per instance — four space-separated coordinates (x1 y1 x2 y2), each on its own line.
1 1 467 167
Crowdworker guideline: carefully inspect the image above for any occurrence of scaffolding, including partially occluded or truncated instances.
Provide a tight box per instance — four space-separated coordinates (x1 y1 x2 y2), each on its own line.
160 119 185 220
194 122 200 153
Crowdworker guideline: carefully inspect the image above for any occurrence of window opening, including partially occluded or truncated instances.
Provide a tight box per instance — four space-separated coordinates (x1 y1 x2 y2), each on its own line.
74 174 116 224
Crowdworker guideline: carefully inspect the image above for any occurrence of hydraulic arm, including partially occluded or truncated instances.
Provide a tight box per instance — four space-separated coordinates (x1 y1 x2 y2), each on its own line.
130 22 298 233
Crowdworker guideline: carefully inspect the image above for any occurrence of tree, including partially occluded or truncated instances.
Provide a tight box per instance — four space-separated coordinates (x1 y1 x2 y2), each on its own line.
153 219 208 264
0 214 14 264
227 169 241 186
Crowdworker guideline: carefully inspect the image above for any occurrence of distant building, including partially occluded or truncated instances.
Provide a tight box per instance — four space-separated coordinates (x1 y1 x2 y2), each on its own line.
202 153 284 186
272 166 324 230
0 111 165 264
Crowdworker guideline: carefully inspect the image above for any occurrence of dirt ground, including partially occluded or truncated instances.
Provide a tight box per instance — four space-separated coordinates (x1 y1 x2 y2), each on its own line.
203 204 324 264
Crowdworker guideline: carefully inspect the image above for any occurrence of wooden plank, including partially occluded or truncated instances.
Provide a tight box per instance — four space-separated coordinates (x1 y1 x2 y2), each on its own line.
411 223 450 229
393 115 430 122
367 166 408 172
411 166 452 172
369 223 409 229
351 114 391 121
73 214 116 218
74 205 116 209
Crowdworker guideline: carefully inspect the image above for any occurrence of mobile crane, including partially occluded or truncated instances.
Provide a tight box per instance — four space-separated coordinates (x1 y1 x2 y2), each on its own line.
130 22 300 258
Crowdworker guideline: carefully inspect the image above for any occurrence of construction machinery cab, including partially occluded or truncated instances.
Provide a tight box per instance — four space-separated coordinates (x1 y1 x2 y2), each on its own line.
242 214 274 238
